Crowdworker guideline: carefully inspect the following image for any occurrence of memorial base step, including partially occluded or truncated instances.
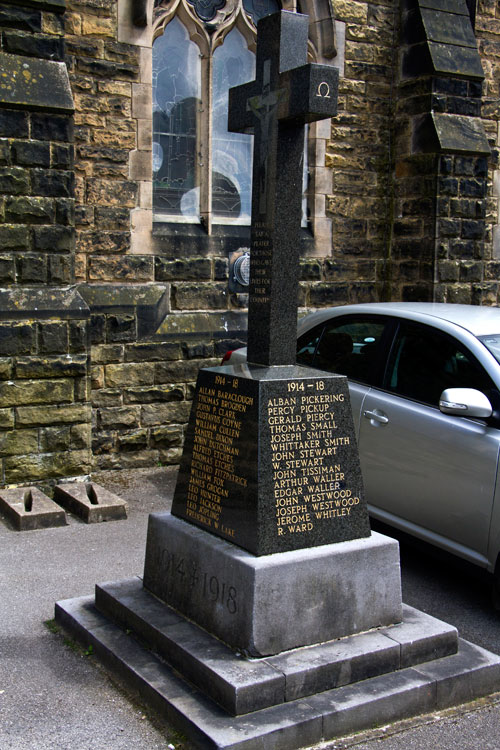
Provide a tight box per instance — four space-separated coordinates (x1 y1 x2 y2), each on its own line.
55 586 500 750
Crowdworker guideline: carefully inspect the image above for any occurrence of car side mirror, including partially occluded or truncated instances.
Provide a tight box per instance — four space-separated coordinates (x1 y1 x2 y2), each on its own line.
439 388 493 418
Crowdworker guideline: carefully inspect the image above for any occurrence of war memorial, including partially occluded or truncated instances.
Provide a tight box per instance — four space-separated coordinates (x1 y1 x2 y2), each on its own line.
54 12 500 749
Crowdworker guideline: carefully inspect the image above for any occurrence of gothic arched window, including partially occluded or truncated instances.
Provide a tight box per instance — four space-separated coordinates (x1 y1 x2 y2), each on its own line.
152 0 337 235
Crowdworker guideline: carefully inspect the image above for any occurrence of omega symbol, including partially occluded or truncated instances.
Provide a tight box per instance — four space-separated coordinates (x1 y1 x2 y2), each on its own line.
316 82 331 98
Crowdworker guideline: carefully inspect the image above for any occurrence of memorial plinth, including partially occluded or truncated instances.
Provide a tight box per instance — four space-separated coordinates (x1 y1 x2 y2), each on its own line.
170 364 369 555
144 515 401 657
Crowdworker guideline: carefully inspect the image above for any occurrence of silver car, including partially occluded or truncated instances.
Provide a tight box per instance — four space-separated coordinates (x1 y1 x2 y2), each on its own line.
225 302 500 597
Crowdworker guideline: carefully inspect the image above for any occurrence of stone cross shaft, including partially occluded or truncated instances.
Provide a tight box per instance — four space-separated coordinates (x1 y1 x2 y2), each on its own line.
228 10 338 366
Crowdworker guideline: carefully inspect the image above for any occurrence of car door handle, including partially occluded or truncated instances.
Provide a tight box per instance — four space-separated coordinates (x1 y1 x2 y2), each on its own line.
363 409 389 425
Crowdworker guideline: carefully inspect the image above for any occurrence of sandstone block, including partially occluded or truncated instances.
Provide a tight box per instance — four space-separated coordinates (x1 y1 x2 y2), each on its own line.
105 362 155 387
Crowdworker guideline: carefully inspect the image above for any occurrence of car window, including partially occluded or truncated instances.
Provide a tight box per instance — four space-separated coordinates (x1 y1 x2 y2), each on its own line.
386 322 495 406
297 316 389 385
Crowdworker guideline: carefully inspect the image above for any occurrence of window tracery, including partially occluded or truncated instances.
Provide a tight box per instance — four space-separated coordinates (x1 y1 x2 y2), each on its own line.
152 0 337 234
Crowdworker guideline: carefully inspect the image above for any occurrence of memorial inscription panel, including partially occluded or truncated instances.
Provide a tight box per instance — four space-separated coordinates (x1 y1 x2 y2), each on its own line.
171 364 370 555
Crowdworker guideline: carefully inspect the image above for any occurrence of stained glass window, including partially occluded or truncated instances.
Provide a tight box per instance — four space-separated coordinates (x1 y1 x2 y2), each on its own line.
212 28 255 224
153 17 201 220
151 0 315 230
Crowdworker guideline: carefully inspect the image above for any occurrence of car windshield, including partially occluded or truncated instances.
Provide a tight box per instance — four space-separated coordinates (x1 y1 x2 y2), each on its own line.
478 334 500 364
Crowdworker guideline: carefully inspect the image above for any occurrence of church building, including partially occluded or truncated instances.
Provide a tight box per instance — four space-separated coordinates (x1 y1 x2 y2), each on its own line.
0 0 498 484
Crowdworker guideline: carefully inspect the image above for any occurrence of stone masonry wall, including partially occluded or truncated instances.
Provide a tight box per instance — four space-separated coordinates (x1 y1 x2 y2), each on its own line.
324 0 396 305
0 291 91 486
3 0 500 481
0 0 92 488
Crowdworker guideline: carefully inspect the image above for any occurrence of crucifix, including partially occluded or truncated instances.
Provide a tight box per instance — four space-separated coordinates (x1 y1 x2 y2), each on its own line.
228 10 338 366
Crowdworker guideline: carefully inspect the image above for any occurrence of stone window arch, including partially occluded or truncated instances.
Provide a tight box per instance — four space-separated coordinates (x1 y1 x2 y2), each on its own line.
122 0 340 251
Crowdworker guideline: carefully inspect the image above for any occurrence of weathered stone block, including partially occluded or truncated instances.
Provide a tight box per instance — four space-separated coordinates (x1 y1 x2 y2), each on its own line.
98 406 140 429
182 342 214 359
105 362 154 387
150 424 183 448
3 30 64 60
0 7 42 33
88 256 153 281
107 314 136 342
0 379 73 408
51 144 74 170
54 482 128 522
39 322 68 354
0 323 35 355
39 425 71 452
309 283 349 306
140 401 191 426
0 167 29 195
172 283 227 310
0 359 12 379
33 226 74 252
123 385 184 404
154 360 205 384
31 169 74 198
12 140 51 168
0 429 38 456
31 114 73 142
0 257 15 283
4 449 91 483
70 423 92 450
16 403 90 426
86 178 137 207
17 254 48 283
78 230 129 254
118 428 149 451
155 258 212 281
0 110 29 139
0 224 30 250
95 206 129 228
0 409 14 429
124 342 181 362
15 354 87 379
69 320 88 352
55 198 75 227
5 195 55 224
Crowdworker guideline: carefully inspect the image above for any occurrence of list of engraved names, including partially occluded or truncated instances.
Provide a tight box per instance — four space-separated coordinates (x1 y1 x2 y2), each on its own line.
269 379 360 537
186 374 253 538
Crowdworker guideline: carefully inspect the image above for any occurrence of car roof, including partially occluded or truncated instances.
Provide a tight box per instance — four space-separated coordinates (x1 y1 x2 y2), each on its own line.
298 303 500 338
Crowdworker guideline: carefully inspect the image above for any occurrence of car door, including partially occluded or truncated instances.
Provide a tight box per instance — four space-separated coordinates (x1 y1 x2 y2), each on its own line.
296 315 393 437
358 320 500 560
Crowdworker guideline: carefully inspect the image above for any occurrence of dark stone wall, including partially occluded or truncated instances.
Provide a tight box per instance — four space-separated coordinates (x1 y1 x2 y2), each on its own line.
393 0 493 302
0 0 92 488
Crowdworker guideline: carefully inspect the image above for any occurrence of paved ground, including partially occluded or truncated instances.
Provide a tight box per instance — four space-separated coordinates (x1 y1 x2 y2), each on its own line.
1 466 500 750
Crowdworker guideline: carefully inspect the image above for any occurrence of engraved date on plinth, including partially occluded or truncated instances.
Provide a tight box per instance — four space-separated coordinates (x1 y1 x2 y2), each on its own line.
156 548 238 614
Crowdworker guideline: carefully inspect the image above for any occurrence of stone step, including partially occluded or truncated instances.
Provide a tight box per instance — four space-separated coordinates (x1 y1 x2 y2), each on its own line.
94 576 458 716
55 592 500 750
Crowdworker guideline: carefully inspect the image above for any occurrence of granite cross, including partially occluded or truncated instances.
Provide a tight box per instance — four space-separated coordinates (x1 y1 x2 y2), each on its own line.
228 10 338 366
